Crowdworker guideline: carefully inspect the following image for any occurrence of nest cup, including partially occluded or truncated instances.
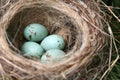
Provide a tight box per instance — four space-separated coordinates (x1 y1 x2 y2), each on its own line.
0 0 105 79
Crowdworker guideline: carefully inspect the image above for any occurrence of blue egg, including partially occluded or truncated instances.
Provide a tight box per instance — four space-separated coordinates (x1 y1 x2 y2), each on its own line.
22 42 44 58
41 49 65 62
41 34 65 51
24 23 48 42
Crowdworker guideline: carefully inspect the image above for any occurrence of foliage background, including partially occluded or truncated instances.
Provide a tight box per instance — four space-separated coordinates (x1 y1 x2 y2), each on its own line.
103 0 120 79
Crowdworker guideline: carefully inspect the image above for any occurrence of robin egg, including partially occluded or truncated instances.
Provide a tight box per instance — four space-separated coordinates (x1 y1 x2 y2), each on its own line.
22 41 44 58
41 49 65 62
41 34 65 51
24 23 48 42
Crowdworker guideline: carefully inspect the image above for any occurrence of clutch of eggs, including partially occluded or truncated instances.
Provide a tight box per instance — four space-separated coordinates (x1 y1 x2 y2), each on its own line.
22 23 66 62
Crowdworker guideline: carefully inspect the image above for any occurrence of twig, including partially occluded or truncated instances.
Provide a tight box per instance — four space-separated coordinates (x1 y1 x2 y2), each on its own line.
100 21 119 80
100 55 119 80
101 1 120 22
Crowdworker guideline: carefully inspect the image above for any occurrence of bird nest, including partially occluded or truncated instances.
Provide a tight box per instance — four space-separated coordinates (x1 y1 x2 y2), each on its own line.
0 0 106 80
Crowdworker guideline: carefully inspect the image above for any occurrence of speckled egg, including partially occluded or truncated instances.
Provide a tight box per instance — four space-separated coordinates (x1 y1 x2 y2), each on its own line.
41 34 65 51
22 42 44 58
24 23 48 42
41 49 65 62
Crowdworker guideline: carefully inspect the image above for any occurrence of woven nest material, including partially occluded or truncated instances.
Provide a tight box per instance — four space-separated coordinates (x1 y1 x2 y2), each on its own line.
0 0 106 80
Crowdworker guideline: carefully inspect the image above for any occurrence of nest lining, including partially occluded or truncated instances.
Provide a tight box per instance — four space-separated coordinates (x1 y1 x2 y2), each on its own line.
6 7 81 53
0 0 106 79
